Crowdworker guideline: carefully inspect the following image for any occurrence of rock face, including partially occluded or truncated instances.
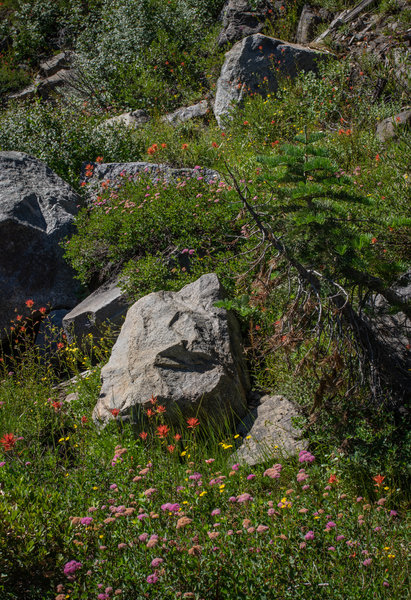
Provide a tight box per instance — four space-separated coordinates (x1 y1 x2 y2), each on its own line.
93 274 250 425
366 270 411 375
218 0 268 47
97 109 150 130
9 68 76 101
376 109 411 142
63 279 130 344
234 395 306 465
38 51 74 78
214 34 328 126
0 152 79 338
296 5 332 45
162 100 210 126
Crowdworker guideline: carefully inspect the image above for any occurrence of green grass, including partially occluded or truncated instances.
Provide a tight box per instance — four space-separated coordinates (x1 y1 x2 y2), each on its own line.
0 343 409 600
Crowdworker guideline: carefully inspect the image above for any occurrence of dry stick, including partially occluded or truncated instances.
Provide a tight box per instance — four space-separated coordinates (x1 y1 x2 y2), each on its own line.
223 161 410 402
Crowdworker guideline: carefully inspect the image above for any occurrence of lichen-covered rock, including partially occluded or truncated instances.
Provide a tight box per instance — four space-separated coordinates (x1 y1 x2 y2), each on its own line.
234 395 307 465
214 34 329 126
0 152 79 339
376 109 411 142
93 274 250 425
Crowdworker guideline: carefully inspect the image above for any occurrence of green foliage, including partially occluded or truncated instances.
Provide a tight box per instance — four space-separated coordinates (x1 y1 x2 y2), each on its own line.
65 172 246 296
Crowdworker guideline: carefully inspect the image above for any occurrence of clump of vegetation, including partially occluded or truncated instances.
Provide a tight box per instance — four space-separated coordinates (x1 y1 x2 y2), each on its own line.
0 0 409 598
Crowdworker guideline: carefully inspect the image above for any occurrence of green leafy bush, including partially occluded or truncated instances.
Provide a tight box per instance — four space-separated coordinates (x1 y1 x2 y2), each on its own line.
65 170 248 297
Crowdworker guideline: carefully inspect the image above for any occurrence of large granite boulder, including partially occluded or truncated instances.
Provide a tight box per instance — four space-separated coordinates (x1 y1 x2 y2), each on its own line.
234 395 307 465
214 34 329 126
63 279 130 344
93 274 250 425
0 152 79 339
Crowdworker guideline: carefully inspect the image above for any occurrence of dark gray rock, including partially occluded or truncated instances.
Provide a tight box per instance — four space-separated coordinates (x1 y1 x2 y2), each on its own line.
63 279 130 344
218 0 268 47
366 270 411 374
234 395 307 465
93 274 250 426
38 51 74 78
296 5 332 45
35 309 70 354
0 152 79 339
214 34 329 126
9 68 76 101
376 109 411 142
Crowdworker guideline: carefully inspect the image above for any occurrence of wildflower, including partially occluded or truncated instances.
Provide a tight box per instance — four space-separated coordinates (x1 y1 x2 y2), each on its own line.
0 433 17 451
139 431 148 440
146 408 155 418
63 560 82 577
336 535 345 541
243 121 249 125
25 299 34 308
328 474 338 484
362 559 372 566
177 516 192 529
161 143 167 148
326 521 336 529
205 458 215 464
39 307 47 315
247 474 256 480
304 531 315 541
390 510 398 517
109 484 118 490
373 474 385 486
211 508 221 517
237 493 253 503
146 574 158 584
81 416 88 424
298 450 315 463
96 156 104 163
80 517 93 526
256 525 269 533
156 405 166 413
156 424 170 438
187 417 199 429
109 409 120 418
188 545 202 556
299 542 306 549
181 143 189 150
174 433 182 441
167 445 175 453
118 543 127 549
151 558 163 568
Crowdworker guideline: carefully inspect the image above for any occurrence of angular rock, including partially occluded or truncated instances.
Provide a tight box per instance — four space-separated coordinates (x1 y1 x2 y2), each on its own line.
63 279 130 344
234 395 307 465
296 5 332 45
162 100 209 126
214 34 329 126
0 152 79 339
218 0 268 47
93 274 250 425
38 51 74 78
98 109 150 130
376 109 411 142
9 68 76 101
